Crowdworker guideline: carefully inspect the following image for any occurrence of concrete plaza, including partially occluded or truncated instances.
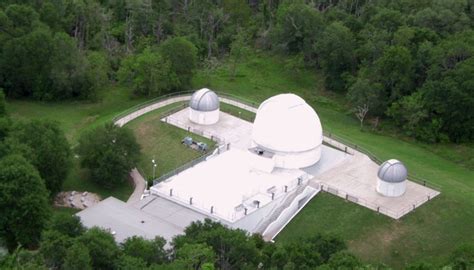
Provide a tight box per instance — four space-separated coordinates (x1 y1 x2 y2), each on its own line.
164 108 440 219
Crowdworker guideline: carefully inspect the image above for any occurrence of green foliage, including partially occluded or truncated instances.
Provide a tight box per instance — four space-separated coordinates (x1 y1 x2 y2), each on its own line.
229 29 250 78
78 123 140 188
117 255 148 270
347 77 386 116
0 155 50 251
39 230 71 269
0 89 6 116
272 2 323 60
315 21 356 91
175 243 216 269
63 242 92 270
48 212 85 238
159 37 198 89
173 219 262 269
10 120 72 196
326 251 363 269
448 244 474 270
121 236 167 266
78 227 121 269
118 47 179 96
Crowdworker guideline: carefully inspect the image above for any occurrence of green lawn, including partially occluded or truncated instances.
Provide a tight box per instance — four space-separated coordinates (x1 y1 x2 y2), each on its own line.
7 85 147 144
193 52 474 268
7 86 146 201
124 103 215 181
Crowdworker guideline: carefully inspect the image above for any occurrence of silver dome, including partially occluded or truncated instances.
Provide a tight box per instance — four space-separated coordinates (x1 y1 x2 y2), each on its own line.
189 88 219 112
377 159 408 183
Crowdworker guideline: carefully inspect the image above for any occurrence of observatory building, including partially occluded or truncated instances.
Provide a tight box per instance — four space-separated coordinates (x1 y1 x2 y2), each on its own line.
251 94 323 170
376 159 408 197
189 88 220 125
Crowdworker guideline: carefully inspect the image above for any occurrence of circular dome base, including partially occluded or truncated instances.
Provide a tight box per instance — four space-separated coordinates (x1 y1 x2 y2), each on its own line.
189 108 219 125
376 178 406 197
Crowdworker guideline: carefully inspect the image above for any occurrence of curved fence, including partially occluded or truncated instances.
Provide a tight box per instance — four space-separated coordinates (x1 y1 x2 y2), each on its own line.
112 90 441 192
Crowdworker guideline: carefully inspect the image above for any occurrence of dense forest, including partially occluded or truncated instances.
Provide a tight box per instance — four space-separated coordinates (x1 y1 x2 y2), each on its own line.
0 0 473 143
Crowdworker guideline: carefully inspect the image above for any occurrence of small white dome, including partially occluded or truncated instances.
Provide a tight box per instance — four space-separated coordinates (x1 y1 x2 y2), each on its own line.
378 159 408 183
251 94 323 153
189 88 219 112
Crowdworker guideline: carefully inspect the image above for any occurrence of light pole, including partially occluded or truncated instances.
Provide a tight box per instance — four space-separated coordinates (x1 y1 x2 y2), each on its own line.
152 159 157 179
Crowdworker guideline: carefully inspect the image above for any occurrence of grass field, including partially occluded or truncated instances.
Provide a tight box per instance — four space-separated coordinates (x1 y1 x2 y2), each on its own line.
124 103 215 181
7 86 146 201
6 51 473 268
193 52 474 268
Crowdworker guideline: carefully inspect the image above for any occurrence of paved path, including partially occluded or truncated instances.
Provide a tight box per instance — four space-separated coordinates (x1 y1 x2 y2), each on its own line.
127 168 147 204
114 93 439 220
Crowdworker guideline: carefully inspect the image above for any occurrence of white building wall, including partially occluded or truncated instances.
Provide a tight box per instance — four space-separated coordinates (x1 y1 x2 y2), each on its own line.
271 145 321 169
189 108 219 125
376 177 406 197
227 190 290 233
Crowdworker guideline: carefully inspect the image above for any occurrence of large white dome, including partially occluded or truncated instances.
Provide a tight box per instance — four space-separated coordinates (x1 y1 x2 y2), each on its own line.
252 94 323 153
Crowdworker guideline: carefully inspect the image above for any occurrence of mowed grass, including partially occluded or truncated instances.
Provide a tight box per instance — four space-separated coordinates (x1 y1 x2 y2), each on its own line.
193 52 474 268
124 104 215 181
7 85 147 144
7 86 146 201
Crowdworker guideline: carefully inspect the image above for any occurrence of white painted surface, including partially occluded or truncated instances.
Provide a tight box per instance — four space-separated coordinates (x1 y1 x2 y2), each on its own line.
252 94 323 153
262 186 320 240
189 108 220 125
376 178 406 197
251 94 322 169
151 149 309 223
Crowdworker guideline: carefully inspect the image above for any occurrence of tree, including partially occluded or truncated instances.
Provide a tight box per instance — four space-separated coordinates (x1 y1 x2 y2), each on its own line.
121 236 167 266
326 251 362 269
78 123 140 188
315 21 356 91
347 77 386 117
272 2 323 62
0 28 54 98
374 45 414 102
159 37 198 89
355 104 369 130
117 255 148 270
172 219 261 269
48 212 85 237
387 91 440 142
0 155 50 251
11 120 72 196
39 230 71 269
64 242 92 270
48 32 93 100
420 58 474 142
229 29 249 79
175 243 216 269
78 227 121 269
118 47 179 96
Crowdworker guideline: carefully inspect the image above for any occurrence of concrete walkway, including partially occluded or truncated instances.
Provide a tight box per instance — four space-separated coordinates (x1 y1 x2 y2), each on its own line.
114 93 439 219
127 168 147 204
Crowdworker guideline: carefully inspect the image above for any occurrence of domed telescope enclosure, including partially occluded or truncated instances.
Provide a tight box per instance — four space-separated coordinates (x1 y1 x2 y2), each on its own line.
189 88 220 125
251 93 323 169
376 159 407 197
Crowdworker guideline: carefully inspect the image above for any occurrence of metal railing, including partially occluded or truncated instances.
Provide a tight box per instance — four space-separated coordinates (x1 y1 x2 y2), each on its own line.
319 181 439 219
112 90 441 193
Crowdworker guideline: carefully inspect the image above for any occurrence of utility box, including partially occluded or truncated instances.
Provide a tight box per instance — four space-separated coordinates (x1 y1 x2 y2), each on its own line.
182 136 193 146
196 142 208 152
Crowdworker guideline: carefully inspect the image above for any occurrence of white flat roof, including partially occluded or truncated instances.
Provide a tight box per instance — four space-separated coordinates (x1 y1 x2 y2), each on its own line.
151 148 309 222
